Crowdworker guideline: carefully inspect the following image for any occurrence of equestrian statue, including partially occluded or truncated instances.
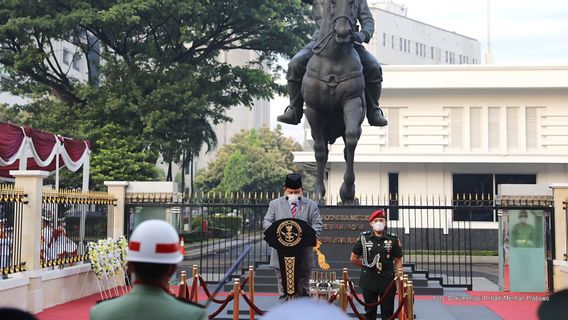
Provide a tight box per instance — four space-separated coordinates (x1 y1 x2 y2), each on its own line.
277 0 387 203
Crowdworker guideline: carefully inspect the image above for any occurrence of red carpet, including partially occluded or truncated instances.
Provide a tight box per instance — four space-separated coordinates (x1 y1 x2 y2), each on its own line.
36 288 547 320
35 287 278 320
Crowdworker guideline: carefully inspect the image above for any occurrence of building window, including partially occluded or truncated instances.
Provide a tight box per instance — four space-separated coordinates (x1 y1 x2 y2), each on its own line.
488 107 500 149
495 174 537 194
388 173 399 220
416 42 419 55
453 173 537 221
392 35 395 49
447 107 464 148
445 51 448 63
453 174 493 221
72 55 81 71
383 33 386 47
387 108 399 147
526 107 538 149
507 107 519 149
470 107 482 149
404 39 407 52
399 37 403 51
63 49 71 65
431 46 434 59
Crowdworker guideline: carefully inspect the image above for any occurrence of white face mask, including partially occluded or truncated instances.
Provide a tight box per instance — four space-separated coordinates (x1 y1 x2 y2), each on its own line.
372 221 385 232
287 194 301 204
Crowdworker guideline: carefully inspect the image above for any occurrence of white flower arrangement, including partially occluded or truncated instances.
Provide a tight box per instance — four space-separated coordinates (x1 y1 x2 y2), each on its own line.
88 237 127 279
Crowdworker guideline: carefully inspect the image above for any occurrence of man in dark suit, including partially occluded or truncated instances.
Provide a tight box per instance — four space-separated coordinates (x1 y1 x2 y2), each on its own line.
263 173 323 301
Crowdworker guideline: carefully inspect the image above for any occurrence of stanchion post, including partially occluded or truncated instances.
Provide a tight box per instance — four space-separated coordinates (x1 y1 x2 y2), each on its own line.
179 271 188 300
406 281 414 320
248 266 254 320
233 280 240 320
342 268 349 284
396 269 405 320
192 265 199 303
339 280 347 312
402 275 409 320
192 264 198 278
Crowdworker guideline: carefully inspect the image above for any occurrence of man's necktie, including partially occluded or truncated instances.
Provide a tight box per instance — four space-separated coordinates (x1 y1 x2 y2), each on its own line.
291 202 297 218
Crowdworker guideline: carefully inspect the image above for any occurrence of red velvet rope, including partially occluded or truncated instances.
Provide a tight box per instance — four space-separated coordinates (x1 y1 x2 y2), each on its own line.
198 275 227 304
347 294 365 320
348 278 397 308
387 297 407 320
240 291 266 316
328 292 339 304
240 276 249 288
208 294 234 320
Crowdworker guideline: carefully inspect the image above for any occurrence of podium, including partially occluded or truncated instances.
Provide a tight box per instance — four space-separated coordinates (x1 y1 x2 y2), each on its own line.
264 218 317 296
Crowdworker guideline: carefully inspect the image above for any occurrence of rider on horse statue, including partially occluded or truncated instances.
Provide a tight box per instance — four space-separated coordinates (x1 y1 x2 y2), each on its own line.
278 0 387 127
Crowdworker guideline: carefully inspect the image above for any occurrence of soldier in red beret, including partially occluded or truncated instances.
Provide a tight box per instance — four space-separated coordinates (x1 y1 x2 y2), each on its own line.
350 210 403 320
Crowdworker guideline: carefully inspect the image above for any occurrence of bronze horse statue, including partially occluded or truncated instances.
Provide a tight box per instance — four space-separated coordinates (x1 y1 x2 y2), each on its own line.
302 0 365 203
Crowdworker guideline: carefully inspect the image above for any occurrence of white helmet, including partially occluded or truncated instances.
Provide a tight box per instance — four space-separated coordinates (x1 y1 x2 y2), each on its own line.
126 220 183 264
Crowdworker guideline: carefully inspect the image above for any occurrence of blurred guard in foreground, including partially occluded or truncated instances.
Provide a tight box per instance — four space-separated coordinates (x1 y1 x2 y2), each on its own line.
90 220 206 320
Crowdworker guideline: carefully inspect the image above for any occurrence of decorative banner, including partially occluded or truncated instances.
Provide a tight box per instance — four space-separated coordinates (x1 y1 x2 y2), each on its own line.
0 122 90 177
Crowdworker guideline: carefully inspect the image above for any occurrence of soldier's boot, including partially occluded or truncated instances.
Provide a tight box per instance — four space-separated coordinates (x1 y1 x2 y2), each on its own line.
277 81 303 125
365 82 388 127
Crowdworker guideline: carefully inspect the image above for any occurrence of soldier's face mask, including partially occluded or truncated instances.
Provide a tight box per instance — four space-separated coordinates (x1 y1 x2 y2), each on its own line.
371 218 386 232
285 188 303 204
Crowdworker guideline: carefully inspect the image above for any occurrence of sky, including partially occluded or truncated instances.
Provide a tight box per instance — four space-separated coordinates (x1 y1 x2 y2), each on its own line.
399 0 568 64
270 0 568 142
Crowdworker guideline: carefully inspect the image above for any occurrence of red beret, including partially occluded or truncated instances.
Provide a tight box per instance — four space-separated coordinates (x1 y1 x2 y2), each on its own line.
369 210 386 222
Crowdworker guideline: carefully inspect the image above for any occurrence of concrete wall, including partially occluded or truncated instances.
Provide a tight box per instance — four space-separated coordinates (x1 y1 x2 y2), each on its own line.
0 264 121 313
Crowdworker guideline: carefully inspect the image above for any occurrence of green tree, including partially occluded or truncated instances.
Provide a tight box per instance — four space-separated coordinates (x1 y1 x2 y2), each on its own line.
195 126 313 194
0 1 311 186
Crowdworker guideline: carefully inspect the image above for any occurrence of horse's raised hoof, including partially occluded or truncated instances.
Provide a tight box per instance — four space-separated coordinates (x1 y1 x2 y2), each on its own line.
340 182 356 204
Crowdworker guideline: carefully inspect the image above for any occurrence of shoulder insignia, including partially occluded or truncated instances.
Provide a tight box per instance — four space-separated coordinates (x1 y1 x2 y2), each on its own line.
388 232 398 238
361 231 371 235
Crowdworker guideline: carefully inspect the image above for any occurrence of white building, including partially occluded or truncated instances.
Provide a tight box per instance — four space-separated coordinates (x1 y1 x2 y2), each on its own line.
368 0 481 65
193 50 271 172
1 39 92 107
294 65 568 218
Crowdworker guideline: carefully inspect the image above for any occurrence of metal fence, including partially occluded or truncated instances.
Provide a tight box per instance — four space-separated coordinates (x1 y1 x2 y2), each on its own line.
41 190 114 269
127 192 271 282
126 192 554 289
0 184 27 276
